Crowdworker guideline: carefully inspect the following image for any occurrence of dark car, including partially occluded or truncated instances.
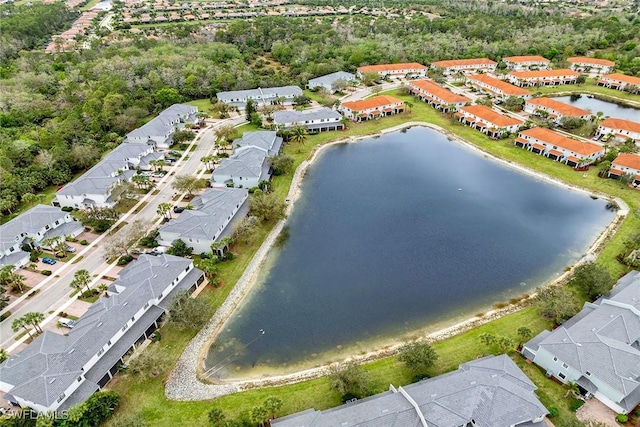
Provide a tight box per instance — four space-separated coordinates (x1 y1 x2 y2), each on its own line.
42 257 57 265
173 206 185 213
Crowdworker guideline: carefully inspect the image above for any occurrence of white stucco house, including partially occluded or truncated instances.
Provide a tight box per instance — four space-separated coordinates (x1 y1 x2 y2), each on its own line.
272 108 344 132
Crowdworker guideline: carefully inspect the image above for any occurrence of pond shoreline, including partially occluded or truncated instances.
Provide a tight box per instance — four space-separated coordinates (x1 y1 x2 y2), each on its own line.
165 122 628 401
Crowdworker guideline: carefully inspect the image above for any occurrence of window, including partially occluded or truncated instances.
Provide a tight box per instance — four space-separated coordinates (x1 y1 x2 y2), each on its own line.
562 363 569 369
97 348 104 357
57 393 66 403
553 356 558 362
586 371 591 376
131 316 135 322
558 372 566 380
107 340 111 346
144 303 149 309
121 324 128 332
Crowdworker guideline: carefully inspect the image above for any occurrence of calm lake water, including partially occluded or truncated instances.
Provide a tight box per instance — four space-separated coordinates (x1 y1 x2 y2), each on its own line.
205 127 615 379
554 95 640 121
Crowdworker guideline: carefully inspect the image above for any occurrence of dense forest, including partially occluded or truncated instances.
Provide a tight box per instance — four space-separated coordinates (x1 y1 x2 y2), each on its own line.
0 3 79 62
0 0 639 217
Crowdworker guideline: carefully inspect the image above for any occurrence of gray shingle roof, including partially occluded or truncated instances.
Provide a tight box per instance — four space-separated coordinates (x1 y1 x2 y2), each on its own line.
159 187 248 242
216 86 302 103
213 146 269 180
307 71 356 89
527 271 640 411
0 205 69 253
0 254 203 410
126 104 197 143
232 131 282 156
273 108 342 127
273 355 547 427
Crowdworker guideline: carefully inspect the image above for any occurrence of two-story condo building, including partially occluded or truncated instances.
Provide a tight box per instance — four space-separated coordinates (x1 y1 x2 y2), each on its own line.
306 71 356 93
356 63 428 79
272 108 344 132
516 127 604 167
0 205 84 268
502 55 551 71
216 86 303 107
523 271 640 415
597 73 640 92
430 58 497 76
455 105 524 139
406 79 471 112
524 97 592 123
274 355 548 427
506 69 580 87
125 104 198 150
597 118 640 144
211 131 283 189
465 74 532 100
567 57 615 75
608 153 640 186
0 254 205 413
158 188 249 254
340 95 405 122
52 143 155 210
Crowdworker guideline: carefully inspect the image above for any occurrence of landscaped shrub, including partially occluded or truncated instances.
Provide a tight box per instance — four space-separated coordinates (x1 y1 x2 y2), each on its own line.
617 414 629 423
569 398 584 411
547 406 559 418
80 240 88 245
199 252 211 259
117 255 134 266
29 251 39 262
0 311 11 322
65 236 77 242
41 270 52 276
61 206 74 212
81 289 99 299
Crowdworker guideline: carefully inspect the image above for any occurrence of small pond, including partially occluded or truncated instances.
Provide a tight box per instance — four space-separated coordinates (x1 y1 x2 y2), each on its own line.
553 95 639 121
204 127 616 380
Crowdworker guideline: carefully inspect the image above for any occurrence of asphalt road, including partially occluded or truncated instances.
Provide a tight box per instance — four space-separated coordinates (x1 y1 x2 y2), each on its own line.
1 116 245 351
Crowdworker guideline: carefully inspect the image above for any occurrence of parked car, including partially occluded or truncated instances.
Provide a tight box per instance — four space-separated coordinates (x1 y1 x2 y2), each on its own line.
147 246 168 256
59 318 75 328
65 245 76 253
173 206 185 213
151 172 165 178
42 257 57 265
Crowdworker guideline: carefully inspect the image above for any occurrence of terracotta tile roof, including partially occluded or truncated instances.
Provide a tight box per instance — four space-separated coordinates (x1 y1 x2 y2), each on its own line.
532 143 545 151
567 57 615 67
357 63 427 73
342 95 404 112
431 58 497 68
612 153 640 171
548 149 562 157
408 79 471 104
503 55 550 63
600 73 640 86
567 156 580 164
460 105 523 127
516 137 528 145
509 69 580 79
526 98 591 117
466 74 531 96
600 118 640 134
476 122 487 128
519 127 603 156
608 168 624 176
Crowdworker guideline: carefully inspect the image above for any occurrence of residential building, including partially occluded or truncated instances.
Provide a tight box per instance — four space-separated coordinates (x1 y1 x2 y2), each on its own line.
212 131 282 189
356 63 428 79
406 79 471 112
340 95 405 121
506 69 580 87
273 355 548 427
52 143 154 209
597 73 640 92
567 57 615 75
272 109 344 132
516 127 604 167
125 104 198 149
158 187 249 254
597 118 640 144
465 74 532 100
0 205 84 268
0 254 206 413
216 86 303 107
524 97 592 123
306 71 356 93
503 55 551 71
523 271 640 414
608 153 640 186
430 58 497 75
455 105 524 139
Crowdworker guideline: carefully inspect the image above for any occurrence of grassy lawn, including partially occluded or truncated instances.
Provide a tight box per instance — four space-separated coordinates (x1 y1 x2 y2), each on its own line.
187 98 214 113
108 89 640 425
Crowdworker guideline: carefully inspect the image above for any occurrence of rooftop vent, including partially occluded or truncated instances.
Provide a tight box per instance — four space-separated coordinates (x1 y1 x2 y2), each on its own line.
470 381 476 385
430 393 438 398
123 302 128 306
49 378 56 384
68 349 75 354
591 328 597 332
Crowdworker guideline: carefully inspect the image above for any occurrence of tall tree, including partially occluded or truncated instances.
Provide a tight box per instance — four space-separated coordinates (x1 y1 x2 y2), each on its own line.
70 269 92 294
12 316 33 338
397 341 438 375
290 125 308 152
568 262 614 300
24 312 45 334
172 175 205 198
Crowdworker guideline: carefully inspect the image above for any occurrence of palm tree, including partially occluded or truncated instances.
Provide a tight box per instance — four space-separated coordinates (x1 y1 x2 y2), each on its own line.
290 125 308 152
12 317 32 339
249 406 268 427
155 159 166 171
8 271 26 293
157 202 172 220
201 155 215 171
70 269 92 294
24 312 44 334
340 116 351 130
404 101 414 113
40 236 63 254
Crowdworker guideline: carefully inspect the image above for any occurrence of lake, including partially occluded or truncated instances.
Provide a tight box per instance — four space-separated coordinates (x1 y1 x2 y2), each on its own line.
204 127 615 380
553 95 640 121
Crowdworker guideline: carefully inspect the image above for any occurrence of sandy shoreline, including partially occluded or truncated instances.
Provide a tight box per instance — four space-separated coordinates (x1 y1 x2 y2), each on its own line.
165 122 628 401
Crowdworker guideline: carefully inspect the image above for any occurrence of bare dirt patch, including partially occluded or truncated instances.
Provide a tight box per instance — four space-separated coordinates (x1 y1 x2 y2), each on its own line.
576 399 618 427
